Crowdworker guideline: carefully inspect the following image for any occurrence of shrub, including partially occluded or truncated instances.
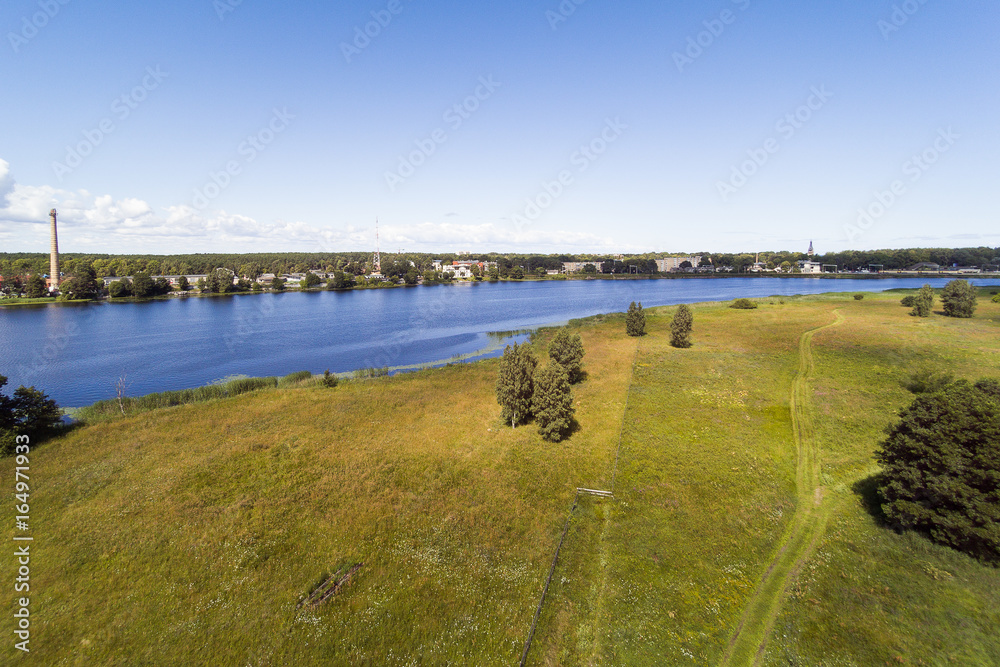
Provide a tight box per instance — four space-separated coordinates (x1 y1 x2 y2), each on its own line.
993 294 1000 304
280 370 313 386
911 284 933 317
900 367 954 394
625 301 645 337
548 329 585 384
877 379 1000 564
941 279 977 318
322 370 338 388
730 298 758 310
900 295 916 307
669 304 693 348
853 293 864 300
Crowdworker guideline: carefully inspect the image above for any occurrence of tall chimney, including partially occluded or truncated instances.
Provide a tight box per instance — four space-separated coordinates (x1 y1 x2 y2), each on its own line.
49 208 59 290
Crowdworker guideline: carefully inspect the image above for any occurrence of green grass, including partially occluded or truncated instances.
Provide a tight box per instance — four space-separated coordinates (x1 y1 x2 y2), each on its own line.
4 292 1000 664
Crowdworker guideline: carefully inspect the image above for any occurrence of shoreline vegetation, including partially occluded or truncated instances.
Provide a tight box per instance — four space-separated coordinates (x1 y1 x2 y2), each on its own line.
2 246 999 305
3 269 999 308
5 288 998 664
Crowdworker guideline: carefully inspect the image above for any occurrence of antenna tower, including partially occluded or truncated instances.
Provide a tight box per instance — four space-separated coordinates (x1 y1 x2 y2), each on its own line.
373 218 381 274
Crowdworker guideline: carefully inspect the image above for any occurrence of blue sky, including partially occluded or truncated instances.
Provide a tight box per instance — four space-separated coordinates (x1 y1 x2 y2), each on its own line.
1 0 997 255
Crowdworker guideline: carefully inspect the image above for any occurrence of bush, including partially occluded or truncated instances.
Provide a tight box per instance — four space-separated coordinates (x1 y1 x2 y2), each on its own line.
900 295 916 307
280 370 313 386
941 279 977 318
322 369 339 388
1 376 62 455
548 329 584 384
625 301 645 337
900 367 954 394
993 294 1000 304
876 379 1000 564
853 293 864 300
730 298 758 310
911 284 933 317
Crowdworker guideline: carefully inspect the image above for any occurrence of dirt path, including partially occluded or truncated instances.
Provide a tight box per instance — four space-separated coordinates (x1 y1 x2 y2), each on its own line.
720 310 844 666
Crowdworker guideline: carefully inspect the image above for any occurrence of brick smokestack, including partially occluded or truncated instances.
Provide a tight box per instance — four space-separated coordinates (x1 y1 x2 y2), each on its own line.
49 208 59 290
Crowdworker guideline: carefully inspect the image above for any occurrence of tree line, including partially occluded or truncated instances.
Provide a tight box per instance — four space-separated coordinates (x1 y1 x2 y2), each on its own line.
3 245 998 286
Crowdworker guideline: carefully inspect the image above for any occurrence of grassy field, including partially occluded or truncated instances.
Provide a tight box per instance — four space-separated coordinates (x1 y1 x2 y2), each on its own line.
3 288 1000 664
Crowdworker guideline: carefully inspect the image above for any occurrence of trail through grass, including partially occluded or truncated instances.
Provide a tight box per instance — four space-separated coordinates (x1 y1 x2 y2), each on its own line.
721 310 845 665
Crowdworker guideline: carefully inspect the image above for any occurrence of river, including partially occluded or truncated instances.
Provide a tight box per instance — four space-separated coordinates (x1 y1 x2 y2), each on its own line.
1 276 997 407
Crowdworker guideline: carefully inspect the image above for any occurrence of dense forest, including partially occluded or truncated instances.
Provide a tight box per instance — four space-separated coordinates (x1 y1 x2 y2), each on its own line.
1 246 998 284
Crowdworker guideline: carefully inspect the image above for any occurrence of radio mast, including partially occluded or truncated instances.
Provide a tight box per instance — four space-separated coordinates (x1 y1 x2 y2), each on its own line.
372 218 381 274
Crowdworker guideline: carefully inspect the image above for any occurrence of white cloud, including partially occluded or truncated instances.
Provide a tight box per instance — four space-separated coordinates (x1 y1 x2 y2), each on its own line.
0 158 628 254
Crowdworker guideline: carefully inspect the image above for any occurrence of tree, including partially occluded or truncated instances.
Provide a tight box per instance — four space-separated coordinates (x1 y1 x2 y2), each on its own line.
488 266 500 282
940 279 977 318
626 301 645 337
532 364 574 442
60 266 101 300
0 376 61 456
911 284 933 317
108 279 133 298
207 268 234 294
25 275 48 298
582 263 597 274
270 276 286 291
301 272 321 289
496 342 537 428
548 329 585 384
669 304 694 348
177 276 191 291
403 270 418 285
876 379 1000 564
510 266 524 280
132 271 154 298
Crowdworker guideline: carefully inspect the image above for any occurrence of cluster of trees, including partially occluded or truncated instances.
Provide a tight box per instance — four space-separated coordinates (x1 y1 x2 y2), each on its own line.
495 329 584 442
877 378 1000 564
0 376 62 456
108 272 174 298
625 301 694 348
904 280 977 318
